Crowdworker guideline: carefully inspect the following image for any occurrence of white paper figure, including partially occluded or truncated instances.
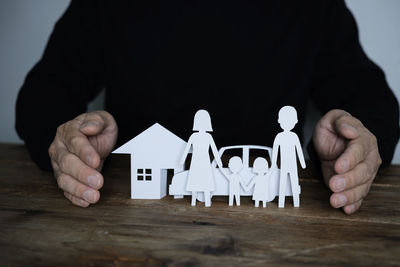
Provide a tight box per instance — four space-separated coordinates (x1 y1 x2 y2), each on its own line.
170 145 296 201
180 110 223 207
112 123 186 199
222 156 247 206
245 157 271 208
272 106 306 208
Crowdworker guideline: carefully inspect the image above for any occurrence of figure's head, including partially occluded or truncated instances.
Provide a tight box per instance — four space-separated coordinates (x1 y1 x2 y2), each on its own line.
278 106 298 131
193 109 213 132
253 157 269 174
228 156 243 173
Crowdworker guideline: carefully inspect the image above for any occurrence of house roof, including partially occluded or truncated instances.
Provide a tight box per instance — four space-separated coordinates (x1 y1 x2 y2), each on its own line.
112 123 187 168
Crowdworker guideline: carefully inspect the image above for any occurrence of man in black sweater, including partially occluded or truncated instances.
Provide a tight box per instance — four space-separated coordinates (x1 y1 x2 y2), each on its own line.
16 1 399 213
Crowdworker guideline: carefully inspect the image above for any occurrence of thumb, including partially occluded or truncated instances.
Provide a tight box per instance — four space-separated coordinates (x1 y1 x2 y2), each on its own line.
335 121 360 140
79 112 106 136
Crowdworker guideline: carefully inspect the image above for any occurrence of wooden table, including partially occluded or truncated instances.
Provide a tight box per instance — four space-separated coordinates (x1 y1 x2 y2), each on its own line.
0 144 399 266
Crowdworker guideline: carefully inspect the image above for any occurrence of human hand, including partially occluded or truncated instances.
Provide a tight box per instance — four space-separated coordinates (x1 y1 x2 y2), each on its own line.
313 109 381 214
48 111 118 207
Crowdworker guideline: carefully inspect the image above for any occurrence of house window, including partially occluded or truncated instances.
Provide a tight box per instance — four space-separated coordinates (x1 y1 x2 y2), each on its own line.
137 169 152 181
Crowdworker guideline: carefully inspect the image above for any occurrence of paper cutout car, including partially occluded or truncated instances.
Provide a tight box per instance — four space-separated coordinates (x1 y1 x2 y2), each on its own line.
169 145 299 202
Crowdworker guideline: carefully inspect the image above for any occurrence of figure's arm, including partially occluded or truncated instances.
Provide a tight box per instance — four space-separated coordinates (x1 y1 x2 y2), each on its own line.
295 136 306 169
180 136 192 165
210 135 223 169
221 169 232 181
239 179 248 191
244 177 256 192
271 136 280 169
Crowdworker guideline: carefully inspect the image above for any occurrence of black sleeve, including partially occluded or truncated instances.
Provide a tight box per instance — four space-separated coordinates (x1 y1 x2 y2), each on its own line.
310 0 399 168
15 0 105 171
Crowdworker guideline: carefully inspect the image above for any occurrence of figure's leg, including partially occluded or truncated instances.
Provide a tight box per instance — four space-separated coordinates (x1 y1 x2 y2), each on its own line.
229 193 233 206
263 201 267 208
289 171 300 207
255 201 259 208
279 172 288 208
235 193 240 206
191 191 197 206
204 191 211 207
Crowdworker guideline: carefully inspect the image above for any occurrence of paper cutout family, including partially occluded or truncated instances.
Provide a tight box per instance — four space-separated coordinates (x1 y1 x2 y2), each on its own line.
113 106 306 208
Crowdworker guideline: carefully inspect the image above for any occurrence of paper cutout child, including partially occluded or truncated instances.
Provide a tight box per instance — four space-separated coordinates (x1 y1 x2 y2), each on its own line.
272 106 306 208
245 157 271 208
222 156 247 206
180 109 223 207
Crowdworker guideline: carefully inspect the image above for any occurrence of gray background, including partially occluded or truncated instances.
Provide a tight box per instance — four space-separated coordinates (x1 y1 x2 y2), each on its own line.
0 0 399 163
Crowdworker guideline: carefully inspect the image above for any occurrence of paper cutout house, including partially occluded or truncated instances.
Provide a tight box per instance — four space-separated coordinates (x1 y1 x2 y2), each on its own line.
113 123 187 199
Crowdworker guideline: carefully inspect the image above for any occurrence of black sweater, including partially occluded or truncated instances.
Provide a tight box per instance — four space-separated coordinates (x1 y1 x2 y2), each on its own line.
16 0 399 171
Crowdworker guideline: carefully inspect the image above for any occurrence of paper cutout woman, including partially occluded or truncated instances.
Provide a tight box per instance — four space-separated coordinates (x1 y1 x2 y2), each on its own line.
180 110 223 207
245 157 271 208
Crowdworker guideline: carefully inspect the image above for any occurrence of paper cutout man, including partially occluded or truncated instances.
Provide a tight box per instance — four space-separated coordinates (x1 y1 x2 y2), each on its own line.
246 157 271 208
272 106 306 208
180 109 223 207
222 156 247 206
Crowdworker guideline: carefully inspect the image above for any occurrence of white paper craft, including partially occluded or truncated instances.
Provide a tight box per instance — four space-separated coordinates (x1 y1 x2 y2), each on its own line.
179 110 223 207
221 156 247 206
272 106 306 208
113 107 304 208
245 157 272 208
169 145 296 202
112 123 186 199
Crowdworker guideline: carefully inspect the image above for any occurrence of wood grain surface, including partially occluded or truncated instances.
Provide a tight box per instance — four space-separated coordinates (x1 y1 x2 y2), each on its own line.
0 144 399 266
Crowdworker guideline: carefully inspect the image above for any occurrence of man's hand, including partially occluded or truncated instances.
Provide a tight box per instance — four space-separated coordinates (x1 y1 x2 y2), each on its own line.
313 109 382 214
48 111 118 207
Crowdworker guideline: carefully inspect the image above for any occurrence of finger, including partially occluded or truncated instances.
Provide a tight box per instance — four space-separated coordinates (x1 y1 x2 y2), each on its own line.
316 109 351 134
56 173 100 204
61 122 101 169
343 199 363 215
329 161 373 193
79 111 117 136
54 145 103 189
334 133 375 175
330 182 370 208
64 192 90 208
333 112 364 140
78 112 106 136
333 117 367 173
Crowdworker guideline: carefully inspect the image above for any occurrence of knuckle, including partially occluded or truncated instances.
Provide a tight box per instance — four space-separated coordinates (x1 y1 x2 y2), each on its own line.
68 135 81 150
353 142 365 160
56 124 65 136
377 153 383 167
370 133 377 144
359 163 372 183
59 153 73 171
352 117 362 126
48 143 55 158
361 184 370 199
57 174 67 190
76 112 88 121
50 160 59 173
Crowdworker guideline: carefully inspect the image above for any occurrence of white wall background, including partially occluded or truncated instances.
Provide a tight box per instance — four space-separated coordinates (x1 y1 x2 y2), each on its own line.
0 0 399 163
